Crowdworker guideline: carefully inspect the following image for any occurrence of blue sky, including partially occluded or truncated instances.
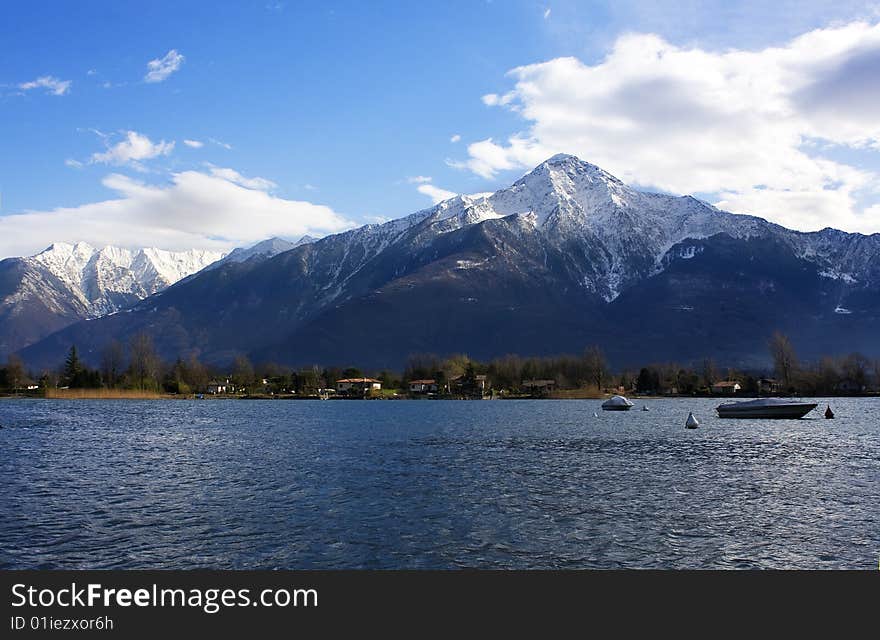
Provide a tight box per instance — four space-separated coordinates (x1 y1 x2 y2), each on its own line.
2 0 879 256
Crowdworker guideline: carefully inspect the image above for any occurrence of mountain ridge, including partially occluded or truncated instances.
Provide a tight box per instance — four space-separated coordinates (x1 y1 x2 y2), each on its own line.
207 235 316 269
0 242 223 357
16 155 880 369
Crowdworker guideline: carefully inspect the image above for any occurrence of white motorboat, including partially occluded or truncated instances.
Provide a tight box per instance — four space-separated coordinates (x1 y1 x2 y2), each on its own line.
716 398 817 419
601 395 635 411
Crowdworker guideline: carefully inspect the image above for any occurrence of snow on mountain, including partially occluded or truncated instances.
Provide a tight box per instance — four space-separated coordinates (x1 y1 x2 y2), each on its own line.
0 241 224 356
294 235 318 247
211 235 314 268
26 242 223 317
277 154 768 303
15 154 880 369
322 153 876 302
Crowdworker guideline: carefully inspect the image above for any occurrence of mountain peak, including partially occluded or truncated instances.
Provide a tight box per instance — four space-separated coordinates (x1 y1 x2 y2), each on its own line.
538 153 600 172
544 152 579 164
13 155 880 369
536 153 624 185
294 235 317 246
23 241 221 316
210 236 301 268
252 237 295 251
491 153 633 227
40 241 95 257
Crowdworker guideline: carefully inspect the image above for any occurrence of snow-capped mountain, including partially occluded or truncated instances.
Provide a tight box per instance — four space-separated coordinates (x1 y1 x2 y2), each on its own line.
19 155 880 369
28 242 224 317
224 153 876 306
0 243 222 357
328 153 874 302
209 235 315 269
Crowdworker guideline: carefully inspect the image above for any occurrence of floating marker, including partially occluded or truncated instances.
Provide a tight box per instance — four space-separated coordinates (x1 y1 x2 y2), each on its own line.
593 412 599 418
824 405 835 419
641 405 649 411
685 412 699 429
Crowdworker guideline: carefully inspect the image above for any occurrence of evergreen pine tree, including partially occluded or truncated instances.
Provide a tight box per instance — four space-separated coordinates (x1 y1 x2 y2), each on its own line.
63 345 82 387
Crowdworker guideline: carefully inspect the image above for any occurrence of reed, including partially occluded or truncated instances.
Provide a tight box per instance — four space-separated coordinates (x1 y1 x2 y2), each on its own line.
547 387 605 399
44 388 170 400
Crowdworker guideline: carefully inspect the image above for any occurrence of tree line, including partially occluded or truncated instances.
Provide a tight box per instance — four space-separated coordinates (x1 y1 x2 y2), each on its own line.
766 331 878 395
0 332 878 395
403 335 879 396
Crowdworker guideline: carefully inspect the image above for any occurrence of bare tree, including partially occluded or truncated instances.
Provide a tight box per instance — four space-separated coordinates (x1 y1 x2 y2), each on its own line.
488 354 523 390
441 354 471 382
816 356 839 395
404 353 439 381
128 333 160 390
583 345 607 391
769 332 797 388
232 355 255 390
659 362 679 393
5 355 26 393
101 340 126 388
700 358 717 388
840 352 869 390
185 354 209 392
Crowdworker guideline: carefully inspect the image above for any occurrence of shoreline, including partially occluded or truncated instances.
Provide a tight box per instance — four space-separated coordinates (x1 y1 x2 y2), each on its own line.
2 392 877 401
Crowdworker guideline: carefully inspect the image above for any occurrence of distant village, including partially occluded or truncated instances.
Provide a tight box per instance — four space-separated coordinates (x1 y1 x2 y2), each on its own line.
1 332 878 399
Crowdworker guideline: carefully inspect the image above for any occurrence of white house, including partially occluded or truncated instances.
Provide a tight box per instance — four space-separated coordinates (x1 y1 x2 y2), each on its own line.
336 378 382 394
207 378 233 394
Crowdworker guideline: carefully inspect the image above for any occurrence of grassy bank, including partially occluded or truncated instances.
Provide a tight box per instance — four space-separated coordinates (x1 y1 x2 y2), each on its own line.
548 387 606 399
43 388 172 400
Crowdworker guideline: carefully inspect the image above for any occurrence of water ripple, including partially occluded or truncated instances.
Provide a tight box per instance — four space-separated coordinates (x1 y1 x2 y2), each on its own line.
1 397 878 569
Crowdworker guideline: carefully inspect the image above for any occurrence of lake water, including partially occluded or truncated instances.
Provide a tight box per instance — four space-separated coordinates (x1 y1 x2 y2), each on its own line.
1 397 878 569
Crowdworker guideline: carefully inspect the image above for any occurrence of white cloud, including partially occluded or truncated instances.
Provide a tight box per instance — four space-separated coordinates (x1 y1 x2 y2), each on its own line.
716 180 880 235
183 139 204 148
144 49 184 83
544 8 551 20
208 166 277 191
481 92 515 107
18 75 71 96
863 203 880 226
89 131 174 167
450 134 461 143
0 169 354 257
64 159 84 169
417 183 458 204
209 137 233 150
457 21 880 233
405 175 458 203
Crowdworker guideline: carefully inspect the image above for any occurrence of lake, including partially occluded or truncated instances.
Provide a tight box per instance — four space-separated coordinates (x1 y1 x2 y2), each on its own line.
1 397 878 569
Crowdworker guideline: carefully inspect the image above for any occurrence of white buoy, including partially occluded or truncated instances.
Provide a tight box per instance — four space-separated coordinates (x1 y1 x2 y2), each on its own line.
685 412 699 429
593 412 599 418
